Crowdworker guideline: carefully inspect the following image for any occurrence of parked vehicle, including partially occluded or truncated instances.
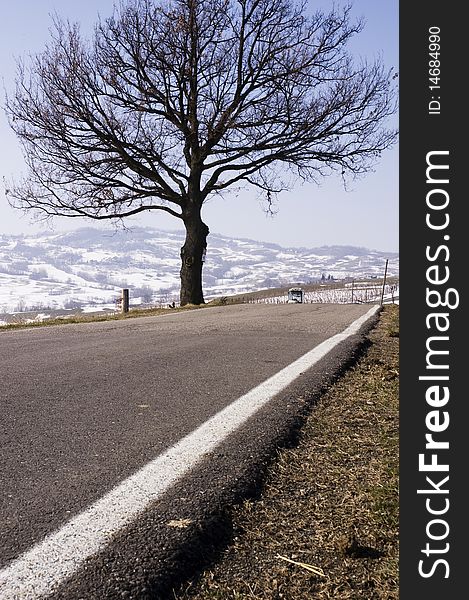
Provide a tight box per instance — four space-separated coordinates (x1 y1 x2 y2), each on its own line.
287 287 304 303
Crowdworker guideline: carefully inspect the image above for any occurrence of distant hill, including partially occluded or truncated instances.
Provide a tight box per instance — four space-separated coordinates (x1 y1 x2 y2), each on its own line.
0 227 398 313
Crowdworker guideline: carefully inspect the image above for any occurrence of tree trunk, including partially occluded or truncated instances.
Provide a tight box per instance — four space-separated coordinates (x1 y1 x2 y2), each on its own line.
180 207 209 306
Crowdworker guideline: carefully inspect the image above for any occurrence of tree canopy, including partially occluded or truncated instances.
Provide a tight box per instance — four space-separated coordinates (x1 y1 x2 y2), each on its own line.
5 0 397 304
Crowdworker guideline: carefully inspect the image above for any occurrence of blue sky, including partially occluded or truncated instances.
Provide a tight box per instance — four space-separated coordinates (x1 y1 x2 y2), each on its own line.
0 1 398 252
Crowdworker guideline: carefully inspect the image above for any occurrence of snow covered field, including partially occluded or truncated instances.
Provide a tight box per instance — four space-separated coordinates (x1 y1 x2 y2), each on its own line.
0 227 399 319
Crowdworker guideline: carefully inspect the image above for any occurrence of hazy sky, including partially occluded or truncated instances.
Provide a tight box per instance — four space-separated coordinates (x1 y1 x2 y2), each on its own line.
0 1 398 252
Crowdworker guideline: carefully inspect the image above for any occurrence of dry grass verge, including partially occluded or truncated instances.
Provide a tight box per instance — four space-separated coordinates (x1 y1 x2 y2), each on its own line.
175 304 399 599
0 303 207 330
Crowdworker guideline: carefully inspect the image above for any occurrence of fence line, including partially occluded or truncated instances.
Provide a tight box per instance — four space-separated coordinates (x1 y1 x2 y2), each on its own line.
245 283 399 305
119 281 399 311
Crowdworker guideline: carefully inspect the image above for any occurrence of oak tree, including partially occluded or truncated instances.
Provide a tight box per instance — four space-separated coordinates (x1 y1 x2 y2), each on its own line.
5 0 397 305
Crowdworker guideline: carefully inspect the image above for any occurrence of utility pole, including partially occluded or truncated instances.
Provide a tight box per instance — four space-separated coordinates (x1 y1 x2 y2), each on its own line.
380 260 389 306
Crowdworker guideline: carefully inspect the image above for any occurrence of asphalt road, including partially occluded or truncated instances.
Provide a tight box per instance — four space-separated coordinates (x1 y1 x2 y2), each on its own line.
0 302 377 598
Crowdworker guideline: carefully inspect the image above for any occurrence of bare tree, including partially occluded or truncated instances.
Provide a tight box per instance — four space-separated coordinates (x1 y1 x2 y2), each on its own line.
5 0 397 305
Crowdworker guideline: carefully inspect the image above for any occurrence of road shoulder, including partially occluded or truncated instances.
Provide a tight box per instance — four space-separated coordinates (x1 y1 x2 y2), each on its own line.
174 304 399 599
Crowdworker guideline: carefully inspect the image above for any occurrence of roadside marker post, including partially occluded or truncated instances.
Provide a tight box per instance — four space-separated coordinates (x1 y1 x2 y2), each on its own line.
121 288 129 313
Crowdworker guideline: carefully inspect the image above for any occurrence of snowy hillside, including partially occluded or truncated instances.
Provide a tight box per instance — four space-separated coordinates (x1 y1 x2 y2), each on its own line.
0 227 398 313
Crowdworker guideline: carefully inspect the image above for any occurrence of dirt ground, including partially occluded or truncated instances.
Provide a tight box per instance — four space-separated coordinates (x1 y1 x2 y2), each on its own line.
173 304 399 600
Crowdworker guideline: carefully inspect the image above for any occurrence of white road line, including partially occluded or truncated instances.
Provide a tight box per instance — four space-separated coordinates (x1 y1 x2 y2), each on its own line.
0 305 379 599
